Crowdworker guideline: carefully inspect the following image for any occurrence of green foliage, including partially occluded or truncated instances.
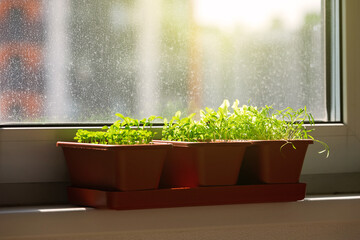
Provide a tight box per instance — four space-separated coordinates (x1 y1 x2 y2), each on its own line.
162 99 329 156
162 100 283 141
73 100 329 156
74 114 161 145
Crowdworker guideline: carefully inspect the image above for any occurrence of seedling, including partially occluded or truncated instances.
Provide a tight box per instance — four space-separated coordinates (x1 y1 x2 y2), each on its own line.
162 99 329 157
74 114 161 145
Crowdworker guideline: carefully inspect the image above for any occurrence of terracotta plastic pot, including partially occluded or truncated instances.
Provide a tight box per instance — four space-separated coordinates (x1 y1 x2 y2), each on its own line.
57 141 172 191
238 140 313 184
154 140 251 188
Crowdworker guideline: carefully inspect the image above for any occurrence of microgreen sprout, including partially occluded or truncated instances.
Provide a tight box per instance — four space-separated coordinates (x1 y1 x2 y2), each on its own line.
74 114 161 145
162 99 329 157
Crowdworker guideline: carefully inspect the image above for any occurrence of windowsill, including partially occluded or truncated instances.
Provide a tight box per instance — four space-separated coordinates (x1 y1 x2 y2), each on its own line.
1 194 360 214
1 195 360 240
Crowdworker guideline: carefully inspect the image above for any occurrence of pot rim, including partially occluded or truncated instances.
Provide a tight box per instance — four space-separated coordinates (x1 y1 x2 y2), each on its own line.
153 140 252 147
249 139 314 144
56 141 172 151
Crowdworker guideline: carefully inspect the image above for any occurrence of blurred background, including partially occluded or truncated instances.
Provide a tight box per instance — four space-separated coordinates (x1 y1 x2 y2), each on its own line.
0 0 326 124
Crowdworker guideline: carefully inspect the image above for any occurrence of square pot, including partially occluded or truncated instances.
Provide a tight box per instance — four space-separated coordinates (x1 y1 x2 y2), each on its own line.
238 140 313 184
154 140 251 188
57 141 172 191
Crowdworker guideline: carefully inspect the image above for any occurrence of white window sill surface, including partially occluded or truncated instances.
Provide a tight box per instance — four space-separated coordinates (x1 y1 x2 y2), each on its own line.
1 195 360 240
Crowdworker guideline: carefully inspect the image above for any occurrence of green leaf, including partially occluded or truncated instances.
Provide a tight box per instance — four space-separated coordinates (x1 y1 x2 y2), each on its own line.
115 113 125 119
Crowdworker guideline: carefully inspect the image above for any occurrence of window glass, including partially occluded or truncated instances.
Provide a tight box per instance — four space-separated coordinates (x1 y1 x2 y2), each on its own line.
0 0 330 124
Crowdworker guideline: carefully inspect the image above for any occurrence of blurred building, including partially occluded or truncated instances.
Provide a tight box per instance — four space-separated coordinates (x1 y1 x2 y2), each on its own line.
0 0 44 122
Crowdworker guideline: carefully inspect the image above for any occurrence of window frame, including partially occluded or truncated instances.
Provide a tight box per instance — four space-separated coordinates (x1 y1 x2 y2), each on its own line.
326 0 343 122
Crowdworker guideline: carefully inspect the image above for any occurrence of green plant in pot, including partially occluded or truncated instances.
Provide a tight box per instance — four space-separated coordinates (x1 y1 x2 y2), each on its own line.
233 101 329 184
157 100 251 188
159 99 328 186
57 114 172 191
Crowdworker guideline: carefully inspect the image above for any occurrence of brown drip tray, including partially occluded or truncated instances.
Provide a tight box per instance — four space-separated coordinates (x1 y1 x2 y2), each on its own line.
68 183 306 210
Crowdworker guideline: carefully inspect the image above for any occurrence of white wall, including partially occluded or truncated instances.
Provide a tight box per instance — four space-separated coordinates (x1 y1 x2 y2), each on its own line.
1 199 360 239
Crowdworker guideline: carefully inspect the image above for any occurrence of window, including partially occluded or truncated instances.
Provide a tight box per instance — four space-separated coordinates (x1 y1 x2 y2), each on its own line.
0 0 340 124
1 0 359 206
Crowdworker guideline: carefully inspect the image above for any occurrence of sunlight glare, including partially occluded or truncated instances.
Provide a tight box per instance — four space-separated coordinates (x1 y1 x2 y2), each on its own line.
193 0 320 31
